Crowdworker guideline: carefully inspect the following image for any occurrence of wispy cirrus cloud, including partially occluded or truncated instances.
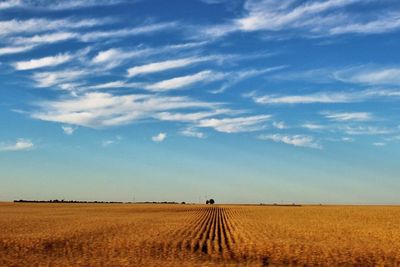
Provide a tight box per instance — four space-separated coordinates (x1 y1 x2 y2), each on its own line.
80 22 177 42
155 109 230 122
91 48 147 69
211 66 287 94
322 111 373 122
247 91 359 105
342 126 393 135
152 132 167 142
258 134 322 149
271 66 400 86
90 41 207 70
41 0 125 10
4 22 177 54
14 53 71 70
87 81 143 90
102 135 122 147
180 127 205 139
12 32 78 46
32 69 88 88
127 56 217 77
199 0 400 39
61 125 76 135
272 121 287 129
197 115 271 133
246 88 400 105
145 70 226 91
334 66 400 85
0 0 20 9
31 92 218 128
373 142 386 146
301 123 326 130
0 138 34 151
236 0 357 32
0 0 125 10
0 18 108 37
329 12 400 35
0 45 35 55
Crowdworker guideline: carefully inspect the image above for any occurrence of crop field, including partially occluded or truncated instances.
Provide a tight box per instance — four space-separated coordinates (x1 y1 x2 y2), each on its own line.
1 203 400 266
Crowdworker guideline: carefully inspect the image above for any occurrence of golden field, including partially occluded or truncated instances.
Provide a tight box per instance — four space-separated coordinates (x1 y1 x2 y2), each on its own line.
1 203 400 266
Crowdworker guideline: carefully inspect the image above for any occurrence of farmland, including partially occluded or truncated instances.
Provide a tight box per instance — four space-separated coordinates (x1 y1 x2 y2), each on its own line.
1 203 400 266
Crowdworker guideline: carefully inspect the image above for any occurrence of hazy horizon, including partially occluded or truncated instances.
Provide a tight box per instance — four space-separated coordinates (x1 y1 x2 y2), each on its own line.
1 0 400 204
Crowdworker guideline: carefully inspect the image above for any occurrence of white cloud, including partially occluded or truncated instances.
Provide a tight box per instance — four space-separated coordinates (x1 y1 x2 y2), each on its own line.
88 81 143 90
91 48 149 69
329 13 400 35
127 56 213 77
80 22 177 42
102 140 115 147
197 115 271 133
90 42 209 70
323 112 373 122
14 53 71 70
301 123 325 130
3 21 175 52
32 92 217 128
13 32 77 46
248 88 400 106
33 69 88 88
0 0 124 10
373 142 386 147
0 45 35 55
91 47 163 69
341 137 354 142
145 70 226 91
258 134 322 149
101 135 122 147
199 0 228 4
200 0 400 39
152 132 167 142
42 0 124 10
0 18 107 37
201 0 361 38
61 125 76 135
0 0 20 9
237 0 354 31
180 127 205 139
272 121 287 129
0 139 34 151
250 92 358 105
334 67 400 85
343 126 392 135
211 66 286 94
155 109 230 122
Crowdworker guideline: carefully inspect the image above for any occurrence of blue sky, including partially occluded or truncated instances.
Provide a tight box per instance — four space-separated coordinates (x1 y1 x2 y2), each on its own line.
1 0 400 204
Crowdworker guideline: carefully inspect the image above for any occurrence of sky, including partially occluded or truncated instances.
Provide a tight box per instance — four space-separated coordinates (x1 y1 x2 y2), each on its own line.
1 0 400 204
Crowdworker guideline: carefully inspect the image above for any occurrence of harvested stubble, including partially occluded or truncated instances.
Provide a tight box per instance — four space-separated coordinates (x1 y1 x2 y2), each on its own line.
1 203 400 266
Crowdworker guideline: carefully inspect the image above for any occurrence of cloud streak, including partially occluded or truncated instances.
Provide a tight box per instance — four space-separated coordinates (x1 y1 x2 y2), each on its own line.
200 0 400 39
127 56 216 77
258 134 322 149
0 139 34 151
145 70 226 91
14 53 71 70
197 115 271 133
31 92 218 128
152 132 167 142
322 112 373 122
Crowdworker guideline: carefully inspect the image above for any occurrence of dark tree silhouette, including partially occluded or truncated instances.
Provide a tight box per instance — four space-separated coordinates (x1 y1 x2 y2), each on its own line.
206 200 209 204
209 199 215 204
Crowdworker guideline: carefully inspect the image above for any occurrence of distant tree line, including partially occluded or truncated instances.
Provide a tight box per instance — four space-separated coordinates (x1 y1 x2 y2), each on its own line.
206 199 215 204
